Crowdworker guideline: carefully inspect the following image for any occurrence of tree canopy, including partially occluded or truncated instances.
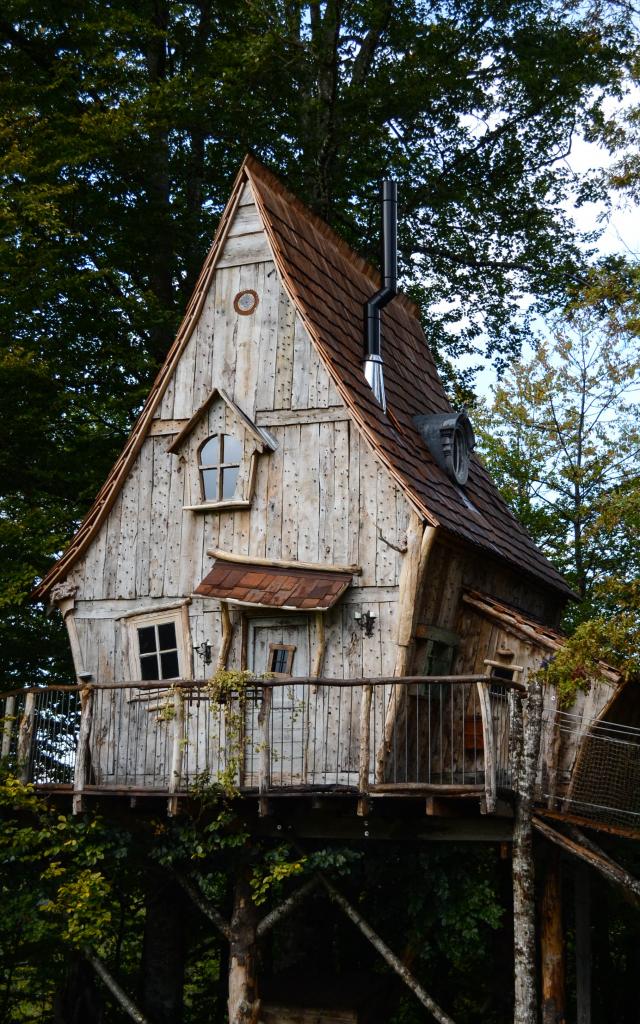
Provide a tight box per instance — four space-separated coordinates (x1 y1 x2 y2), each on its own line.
0 0 634 686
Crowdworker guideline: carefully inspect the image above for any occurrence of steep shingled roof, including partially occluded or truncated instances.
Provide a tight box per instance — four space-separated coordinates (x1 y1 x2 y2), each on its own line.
33 155 572 601
246 158 572 598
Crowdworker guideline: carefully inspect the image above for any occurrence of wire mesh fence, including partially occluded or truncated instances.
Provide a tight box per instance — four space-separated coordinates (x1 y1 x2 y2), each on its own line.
539 708 640 831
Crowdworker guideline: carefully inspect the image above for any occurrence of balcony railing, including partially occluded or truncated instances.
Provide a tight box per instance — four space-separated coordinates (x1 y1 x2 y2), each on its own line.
4 678 639 832
0 676 517 815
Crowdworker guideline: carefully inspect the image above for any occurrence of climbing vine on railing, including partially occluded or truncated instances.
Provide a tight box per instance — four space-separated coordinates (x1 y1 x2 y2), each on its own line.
205 669 255 797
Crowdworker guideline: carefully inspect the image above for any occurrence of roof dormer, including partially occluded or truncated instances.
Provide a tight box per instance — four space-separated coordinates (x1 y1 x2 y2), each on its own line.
167 387 277 512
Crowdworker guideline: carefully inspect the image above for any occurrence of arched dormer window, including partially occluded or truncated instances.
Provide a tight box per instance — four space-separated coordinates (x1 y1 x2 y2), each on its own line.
199 433 243 502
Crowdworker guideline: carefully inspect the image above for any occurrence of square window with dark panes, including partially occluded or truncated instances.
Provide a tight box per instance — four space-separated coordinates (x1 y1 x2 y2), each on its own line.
137 622 180 681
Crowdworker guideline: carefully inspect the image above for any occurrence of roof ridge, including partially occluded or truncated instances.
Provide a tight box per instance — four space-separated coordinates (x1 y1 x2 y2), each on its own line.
243 154 421 320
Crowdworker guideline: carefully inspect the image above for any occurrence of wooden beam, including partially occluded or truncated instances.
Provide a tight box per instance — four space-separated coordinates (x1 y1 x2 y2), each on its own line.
256 878 319 938
533 817 640 903
318 875 457 1024
357 683 373 816
216 601 234 672
174 871 232 941
72 686 94 814
167 689 186 817
575 864 591 1024
258 687 272 817
540 849 565 1024
476 680 496 814
84 947 152 1024
17 692 35 784
207 548 361 575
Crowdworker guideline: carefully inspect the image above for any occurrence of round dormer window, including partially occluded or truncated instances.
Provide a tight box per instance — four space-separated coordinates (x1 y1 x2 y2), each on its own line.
451 419 473 485
412 410 475 487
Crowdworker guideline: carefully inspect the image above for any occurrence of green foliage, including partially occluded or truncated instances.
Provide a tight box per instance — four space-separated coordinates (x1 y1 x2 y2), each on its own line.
0 0 632 687
251 846 306 906
477 306 640 624
205 668 255 797
543 612 640 707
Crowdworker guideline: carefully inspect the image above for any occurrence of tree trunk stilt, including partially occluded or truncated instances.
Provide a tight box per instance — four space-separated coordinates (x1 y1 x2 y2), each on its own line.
540 849 565 1024
228 868 260 1024
575 864 591 1024
512 677 543 1024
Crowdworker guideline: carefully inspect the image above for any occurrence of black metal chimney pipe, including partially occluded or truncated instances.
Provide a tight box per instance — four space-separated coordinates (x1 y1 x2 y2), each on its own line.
363 179 397 412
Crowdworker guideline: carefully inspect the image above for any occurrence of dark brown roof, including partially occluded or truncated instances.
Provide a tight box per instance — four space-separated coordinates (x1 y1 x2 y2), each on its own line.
33 154 571 601
246 158 572 598
195 561 351 610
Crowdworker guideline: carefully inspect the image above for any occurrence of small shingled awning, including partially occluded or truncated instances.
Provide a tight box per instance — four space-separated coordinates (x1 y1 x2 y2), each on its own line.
195 561 352 611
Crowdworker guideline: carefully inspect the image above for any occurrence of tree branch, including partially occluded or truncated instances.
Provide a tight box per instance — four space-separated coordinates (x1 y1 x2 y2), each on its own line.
83 947 152 1024
174 870 232 940
256 877 319 937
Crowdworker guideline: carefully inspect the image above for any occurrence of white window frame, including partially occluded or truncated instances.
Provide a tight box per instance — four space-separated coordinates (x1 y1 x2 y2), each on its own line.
125 608 193 684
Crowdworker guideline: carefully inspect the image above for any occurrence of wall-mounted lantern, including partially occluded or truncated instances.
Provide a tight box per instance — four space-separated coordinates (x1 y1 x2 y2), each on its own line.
193 640 212 666
354 610 377 638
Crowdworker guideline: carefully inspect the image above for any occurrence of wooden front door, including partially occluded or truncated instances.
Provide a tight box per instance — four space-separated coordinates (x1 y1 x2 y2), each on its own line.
245 618 310 787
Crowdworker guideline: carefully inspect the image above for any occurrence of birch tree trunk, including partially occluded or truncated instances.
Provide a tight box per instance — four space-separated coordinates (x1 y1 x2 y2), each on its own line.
512 675 543 1024
228 868 260 1024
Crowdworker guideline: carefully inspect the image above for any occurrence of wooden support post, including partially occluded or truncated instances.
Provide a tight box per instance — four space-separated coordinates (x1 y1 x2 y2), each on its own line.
575 864 591 1024
73 686 94 814
167 688 185 817
540 849 565 1024
257 687 272 817
377 520 436 781
357 683 373 816
17 691 35 784
319 875 457 1024
1 695 16 760
544 687 562 810
512 676 543 1024
476 681 496 814
228 868 260 1024
216 601 233 671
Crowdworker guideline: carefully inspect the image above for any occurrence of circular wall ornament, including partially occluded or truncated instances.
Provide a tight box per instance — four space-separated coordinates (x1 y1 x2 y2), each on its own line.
233 289 259 315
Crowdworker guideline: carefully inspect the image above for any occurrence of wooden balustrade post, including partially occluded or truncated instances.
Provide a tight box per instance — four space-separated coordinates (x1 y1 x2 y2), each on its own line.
357 684 373 816
73 686 94 814
1 695 16 760
257 687 272 817
476 681 496 814
17 692 36 784
167 688 185 817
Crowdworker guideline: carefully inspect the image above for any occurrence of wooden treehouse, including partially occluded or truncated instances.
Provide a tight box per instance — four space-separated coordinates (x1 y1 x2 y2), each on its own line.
5 157 640 1022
